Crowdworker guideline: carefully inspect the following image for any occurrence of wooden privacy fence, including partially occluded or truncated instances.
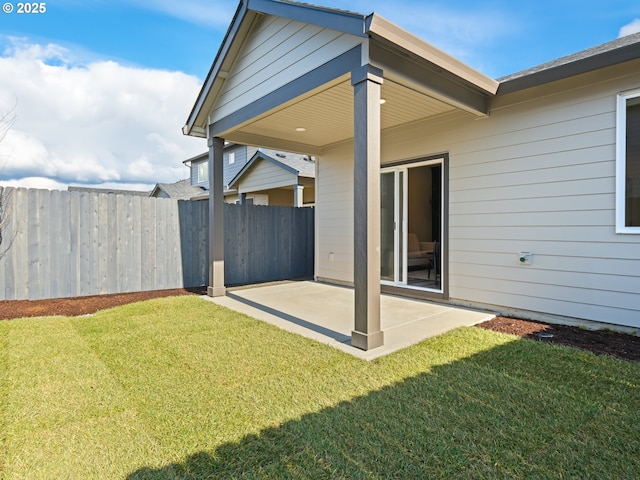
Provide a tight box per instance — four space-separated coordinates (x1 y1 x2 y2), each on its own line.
224 203 314 286
0 188 314 301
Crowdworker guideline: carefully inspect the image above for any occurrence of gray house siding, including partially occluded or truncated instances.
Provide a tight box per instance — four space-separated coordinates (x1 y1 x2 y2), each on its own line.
190 144 259 189
190 159 205 188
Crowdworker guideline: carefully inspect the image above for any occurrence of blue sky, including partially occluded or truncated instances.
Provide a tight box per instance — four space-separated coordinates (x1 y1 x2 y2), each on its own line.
1 0 639 190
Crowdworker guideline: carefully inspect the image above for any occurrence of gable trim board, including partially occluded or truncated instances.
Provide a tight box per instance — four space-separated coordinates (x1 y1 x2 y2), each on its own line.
185 0 640 345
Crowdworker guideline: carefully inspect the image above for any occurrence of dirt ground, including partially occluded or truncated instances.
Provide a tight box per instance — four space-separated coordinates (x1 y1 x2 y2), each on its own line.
1 288 638 362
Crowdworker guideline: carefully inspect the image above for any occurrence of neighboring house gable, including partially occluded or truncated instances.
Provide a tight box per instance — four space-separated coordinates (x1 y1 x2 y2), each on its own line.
228 150 315 206
184 144 315 206
184 144 260 190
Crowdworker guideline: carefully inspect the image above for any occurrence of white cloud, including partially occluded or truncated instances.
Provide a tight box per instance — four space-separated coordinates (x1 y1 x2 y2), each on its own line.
619 19 640 38
0 37 206 190
0 177 69 190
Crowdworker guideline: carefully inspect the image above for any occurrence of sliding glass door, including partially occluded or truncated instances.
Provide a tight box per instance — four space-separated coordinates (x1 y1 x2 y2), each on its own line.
380 159 443 292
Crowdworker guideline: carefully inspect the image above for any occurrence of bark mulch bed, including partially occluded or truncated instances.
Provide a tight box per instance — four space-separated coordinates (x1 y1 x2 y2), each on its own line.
476 317 640 363
1 289 638 362
0 287 207 321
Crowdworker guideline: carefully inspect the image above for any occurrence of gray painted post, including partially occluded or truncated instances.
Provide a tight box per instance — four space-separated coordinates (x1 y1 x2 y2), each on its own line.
208 135 226 297
351 64 384 351
293 184 304 207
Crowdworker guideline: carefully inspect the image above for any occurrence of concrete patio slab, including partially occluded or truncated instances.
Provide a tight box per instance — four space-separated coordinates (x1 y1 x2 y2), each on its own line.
204 281 496 360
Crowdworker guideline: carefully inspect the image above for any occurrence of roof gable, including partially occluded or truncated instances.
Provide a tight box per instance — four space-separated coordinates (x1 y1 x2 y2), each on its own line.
184 0 368 137
228 150 314 189
184 0 498 139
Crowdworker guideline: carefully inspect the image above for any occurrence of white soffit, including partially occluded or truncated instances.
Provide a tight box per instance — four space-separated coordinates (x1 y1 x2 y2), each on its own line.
235 78 456 148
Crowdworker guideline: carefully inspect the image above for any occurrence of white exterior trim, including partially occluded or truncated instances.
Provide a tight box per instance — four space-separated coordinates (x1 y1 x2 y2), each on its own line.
616 87 640 233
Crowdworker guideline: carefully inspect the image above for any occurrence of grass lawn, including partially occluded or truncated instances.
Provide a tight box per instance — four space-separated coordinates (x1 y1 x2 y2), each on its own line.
0 296 638 479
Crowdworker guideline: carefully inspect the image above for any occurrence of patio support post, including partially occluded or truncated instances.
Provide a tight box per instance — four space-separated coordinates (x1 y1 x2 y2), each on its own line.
208 135 226 297
351 64 384 350
293 184 304 207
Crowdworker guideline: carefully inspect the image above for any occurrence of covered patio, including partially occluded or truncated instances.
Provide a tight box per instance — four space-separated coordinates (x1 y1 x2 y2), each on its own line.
184 0 499 351
206 281 495 360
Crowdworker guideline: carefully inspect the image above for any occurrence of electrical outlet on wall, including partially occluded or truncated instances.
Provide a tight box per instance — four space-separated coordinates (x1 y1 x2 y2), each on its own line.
518 252 533 265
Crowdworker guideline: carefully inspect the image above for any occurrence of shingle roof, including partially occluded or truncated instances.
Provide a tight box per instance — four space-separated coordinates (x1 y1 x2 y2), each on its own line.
259 149 316 177
68 186 150 196
151 179 206 200
498 32 640 93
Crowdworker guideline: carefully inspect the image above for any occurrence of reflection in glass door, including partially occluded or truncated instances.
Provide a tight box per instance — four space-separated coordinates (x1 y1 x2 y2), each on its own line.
380 159 443 292
380 171 395 282
380 171 404 282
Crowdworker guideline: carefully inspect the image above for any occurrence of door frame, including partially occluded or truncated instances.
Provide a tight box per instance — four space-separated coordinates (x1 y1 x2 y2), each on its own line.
380 153 450 301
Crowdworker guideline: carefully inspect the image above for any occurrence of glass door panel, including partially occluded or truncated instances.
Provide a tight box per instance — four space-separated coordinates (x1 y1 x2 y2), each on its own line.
380 171 395 282
381 159 443 292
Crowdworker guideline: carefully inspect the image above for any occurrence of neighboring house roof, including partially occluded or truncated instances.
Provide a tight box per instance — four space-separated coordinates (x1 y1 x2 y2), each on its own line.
227 150 315 190
183 0 498 138
150 179 206 200
498 32 640 94
68 186 150 196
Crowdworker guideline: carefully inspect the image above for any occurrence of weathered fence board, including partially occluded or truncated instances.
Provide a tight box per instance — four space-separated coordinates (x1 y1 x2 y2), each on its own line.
0 188 314 301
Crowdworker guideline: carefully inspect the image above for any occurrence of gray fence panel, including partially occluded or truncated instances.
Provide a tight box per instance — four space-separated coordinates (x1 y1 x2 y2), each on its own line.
0 189 313 301
0 188 210 301
224 204 314 286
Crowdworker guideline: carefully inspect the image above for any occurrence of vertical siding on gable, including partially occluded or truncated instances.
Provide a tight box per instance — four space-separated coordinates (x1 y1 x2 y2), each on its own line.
210 15 362 123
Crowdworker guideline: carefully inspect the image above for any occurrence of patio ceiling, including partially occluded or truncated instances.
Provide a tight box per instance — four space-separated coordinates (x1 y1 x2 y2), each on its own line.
222 74 458 154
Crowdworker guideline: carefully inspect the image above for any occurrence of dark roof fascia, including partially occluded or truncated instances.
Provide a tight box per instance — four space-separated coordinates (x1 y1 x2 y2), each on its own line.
182 151 209 165
184 0 250 136
498 35 640 95
248 0 367 38
228 151 298 189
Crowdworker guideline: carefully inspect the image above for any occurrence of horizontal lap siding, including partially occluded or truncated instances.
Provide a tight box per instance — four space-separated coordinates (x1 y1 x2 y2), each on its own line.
380 64 640 327
211 15 362 122
238 161 296 192
458 76 640 326
316 143 354 283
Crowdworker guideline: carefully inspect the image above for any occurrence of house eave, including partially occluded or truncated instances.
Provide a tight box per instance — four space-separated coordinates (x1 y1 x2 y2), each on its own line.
365 14 499 96
498 34 640 95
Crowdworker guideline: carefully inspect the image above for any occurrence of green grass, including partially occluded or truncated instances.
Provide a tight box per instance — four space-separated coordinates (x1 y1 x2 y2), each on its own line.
1 296 638 479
